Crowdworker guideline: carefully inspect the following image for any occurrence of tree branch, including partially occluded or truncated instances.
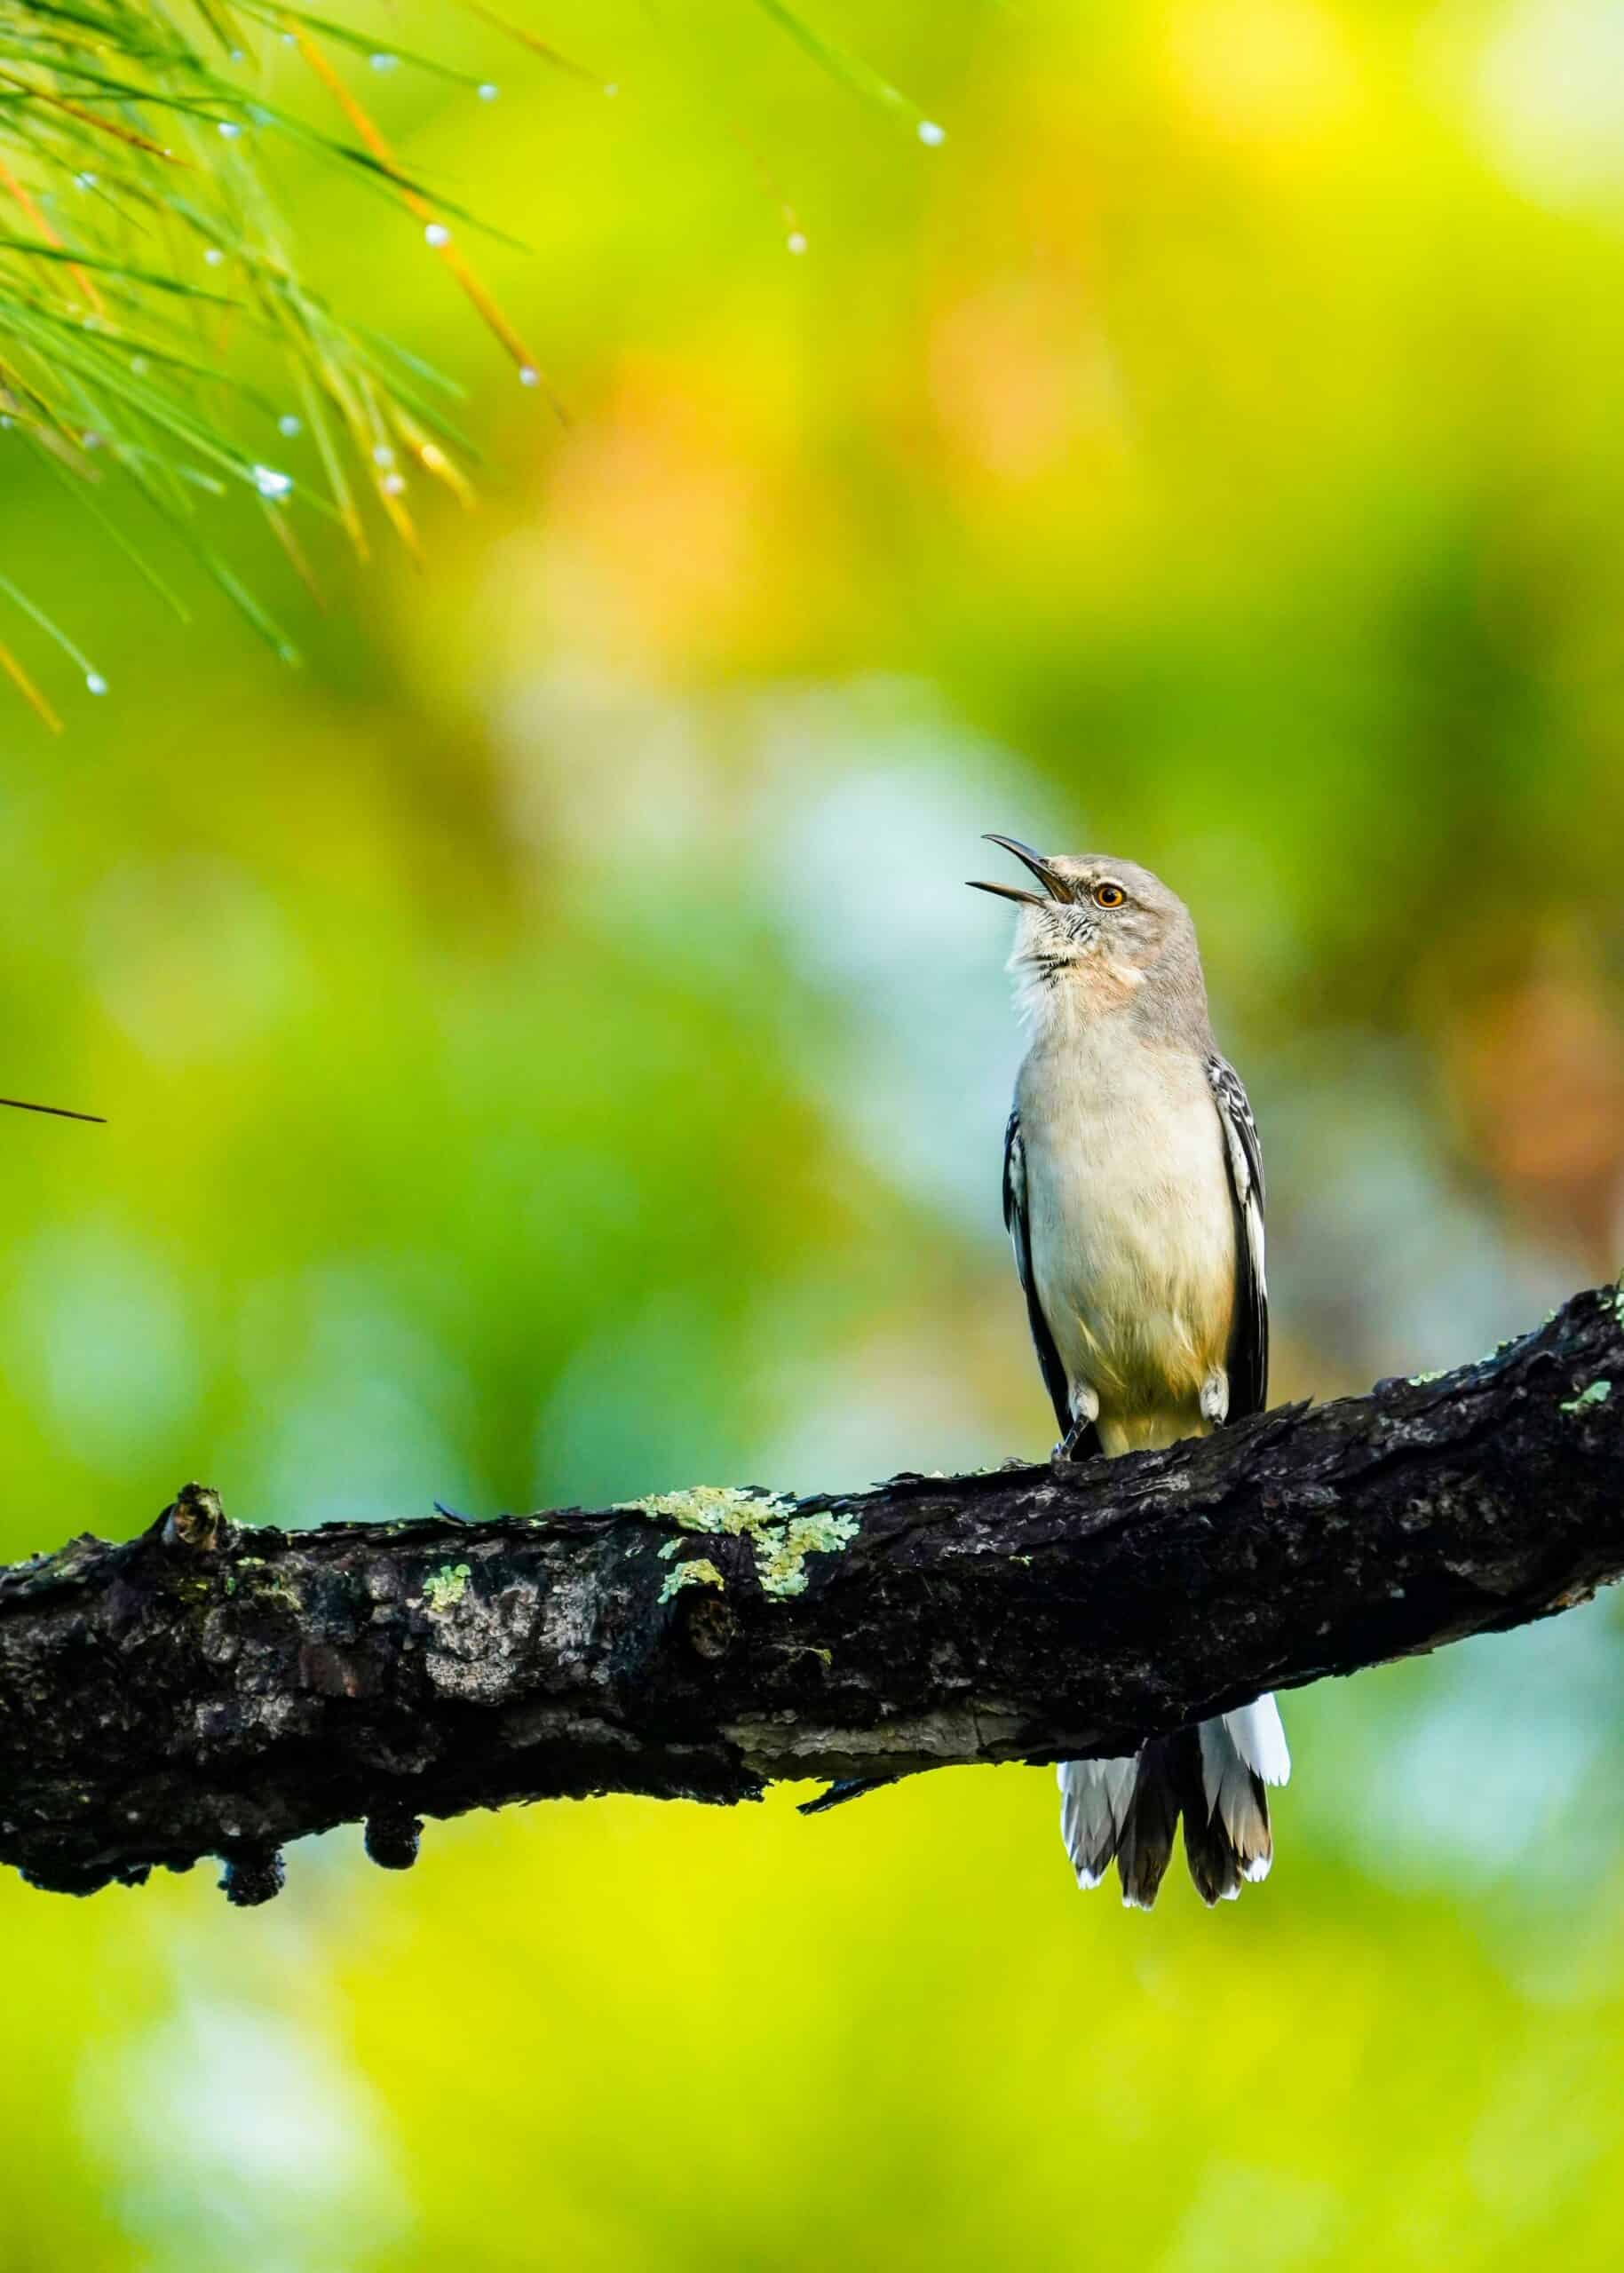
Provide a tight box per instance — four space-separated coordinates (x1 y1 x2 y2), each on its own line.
3 1284 1621 1902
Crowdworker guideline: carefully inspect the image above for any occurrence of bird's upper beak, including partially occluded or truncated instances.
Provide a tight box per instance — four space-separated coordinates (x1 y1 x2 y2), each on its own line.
965 834 1073 907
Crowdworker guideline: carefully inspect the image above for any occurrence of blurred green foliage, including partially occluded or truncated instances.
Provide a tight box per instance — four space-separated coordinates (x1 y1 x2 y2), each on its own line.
2 1 1624 2266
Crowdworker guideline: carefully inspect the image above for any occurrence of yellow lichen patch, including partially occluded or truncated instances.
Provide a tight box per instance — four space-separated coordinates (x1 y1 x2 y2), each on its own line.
658 1556 726 1604
422 1562 472 1613
622 1487 859 1601
753 1512 860 1599
626 1485 792 1532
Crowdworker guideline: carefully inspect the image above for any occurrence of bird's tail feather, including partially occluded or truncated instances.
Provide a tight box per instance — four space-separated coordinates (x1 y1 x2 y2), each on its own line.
1115 1737 1184 1909
1058 1695 1289 1908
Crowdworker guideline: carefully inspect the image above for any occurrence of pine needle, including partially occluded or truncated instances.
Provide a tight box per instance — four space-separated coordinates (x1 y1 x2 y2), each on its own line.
0 635 62 728
747 0 937 134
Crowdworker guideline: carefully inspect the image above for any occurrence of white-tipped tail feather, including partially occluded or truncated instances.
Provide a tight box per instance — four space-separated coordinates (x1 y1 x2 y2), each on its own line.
1058 1694 1289 1908
1218 1696 1290 1786
1057 1755 1139 1888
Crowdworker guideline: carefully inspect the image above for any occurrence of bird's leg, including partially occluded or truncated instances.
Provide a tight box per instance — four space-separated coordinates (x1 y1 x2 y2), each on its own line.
1199 1371 1230 1426
1054 1382 1100 1462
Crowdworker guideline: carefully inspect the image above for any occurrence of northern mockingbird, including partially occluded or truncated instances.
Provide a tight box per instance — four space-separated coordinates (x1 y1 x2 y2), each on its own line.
969 836 1289 1907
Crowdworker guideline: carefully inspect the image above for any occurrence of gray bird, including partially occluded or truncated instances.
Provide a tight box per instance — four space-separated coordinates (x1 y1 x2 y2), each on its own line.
968 836 1288 1907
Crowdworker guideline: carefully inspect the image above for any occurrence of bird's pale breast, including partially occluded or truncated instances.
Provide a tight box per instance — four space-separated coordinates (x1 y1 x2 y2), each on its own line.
1018 1027 1236 1453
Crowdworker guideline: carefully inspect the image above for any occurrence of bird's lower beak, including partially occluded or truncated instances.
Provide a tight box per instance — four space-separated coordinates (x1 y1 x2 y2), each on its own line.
966 834 1071 906
965 877 1045 906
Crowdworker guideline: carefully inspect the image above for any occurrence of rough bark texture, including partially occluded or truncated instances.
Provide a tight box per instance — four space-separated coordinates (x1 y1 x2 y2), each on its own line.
2 1283 1620 1902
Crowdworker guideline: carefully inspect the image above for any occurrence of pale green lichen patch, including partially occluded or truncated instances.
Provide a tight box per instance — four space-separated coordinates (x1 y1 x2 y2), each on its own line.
1560 1380 1612 1416
754 1510 860 1598
1407 1368 1451 1386
621 1485 859 1601
658 1556 726 1604
625 1485 792 1531
422 1562 472 1613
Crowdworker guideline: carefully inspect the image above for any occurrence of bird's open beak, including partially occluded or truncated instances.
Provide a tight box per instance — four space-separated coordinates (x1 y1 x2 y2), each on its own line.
0 1095 104 1125
965 834 1072 907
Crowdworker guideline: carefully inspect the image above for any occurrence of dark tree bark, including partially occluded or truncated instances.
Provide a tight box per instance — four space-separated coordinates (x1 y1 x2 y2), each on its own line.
2 1283 1620 1902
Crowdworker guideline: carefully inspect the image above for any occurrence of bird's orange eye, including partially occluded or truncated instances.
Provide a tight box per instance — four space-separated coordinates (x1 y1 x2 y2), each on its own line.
1092 882 1127 908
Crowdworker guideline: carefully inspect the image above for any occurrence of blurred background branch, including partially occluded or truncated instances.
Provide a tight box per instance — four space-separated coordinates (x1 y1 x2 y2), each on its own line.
4 1281 1619 1905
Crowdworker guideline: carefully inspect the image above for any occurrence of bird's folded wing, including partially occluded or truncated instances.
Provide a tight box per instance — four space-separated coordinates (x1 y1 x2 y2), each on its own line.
1204 1054 1268 1420
1002 1109 1074 1438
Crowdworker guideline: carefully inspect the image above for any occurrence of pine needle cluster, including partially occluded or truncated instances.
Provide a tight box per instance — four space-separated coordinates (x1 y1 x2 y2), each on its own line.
0 1 555 723
0 0 931 722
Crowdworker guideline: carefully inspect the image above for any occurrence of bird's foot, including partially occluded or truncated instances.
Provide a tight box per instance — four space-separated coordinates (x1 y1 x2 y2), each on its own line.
1052 1416 1100 1463
1052 1386 1101 1463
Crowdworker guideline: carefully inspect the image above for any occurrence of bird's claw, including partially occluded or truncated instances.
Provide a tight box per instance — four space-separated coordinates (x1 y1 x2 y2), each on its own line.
1052 1418 1097 1463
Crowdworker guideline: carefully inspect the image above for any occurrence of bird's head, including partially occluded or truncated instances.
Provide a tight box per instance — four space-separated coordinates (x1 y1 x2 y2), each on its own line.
967 836 1200 1018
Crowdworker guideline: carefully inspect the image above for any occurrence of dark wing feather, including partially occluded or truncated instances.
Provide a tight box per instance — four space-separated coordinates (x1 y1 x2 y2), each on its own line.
1204 1055 1269 1420
1002 1109 1075 1438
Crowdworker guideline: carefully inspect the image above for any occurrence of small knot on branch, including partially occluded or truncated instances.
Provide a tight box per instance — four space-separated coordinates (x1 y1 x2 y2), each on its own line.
163 1482 227 1555
218 1842 285 1907
363 1809 423 1872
